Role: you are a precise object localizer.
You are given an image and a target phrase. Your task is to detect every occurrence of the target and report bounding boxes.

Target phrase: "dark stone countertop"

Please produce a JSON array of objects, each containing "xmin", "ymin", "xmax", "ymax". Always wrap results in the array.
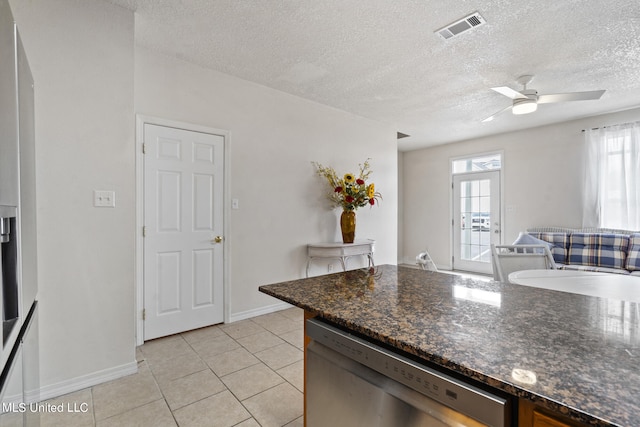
[{"xmin": 259, "ymin": 264, "xmax": 640, "ymax": 427}]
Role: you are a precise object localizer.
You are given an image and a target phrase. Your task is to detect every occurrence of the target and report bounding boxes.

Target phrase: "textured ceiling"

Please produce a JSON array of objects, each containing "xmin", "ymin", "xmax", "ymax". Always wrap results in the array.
[{"xmin": 104, "ymin": 0, "xmax": 640, "ymax": 151}]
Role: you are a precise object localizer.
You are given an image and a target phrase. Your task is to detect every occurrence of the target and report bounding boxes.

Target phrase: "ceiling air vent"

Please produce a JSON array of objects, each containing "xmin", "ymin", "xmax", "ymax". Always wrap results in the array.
[{"xmin": 436, "ymin": 12, "xmax": 486, "ymax": 40}]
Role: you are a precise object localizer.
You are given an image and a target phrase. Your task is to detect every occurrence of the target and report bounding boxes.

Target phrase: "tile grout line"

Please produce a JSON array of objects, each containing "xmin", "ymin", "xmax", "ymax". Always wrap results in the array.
[
  {"xmin": 195, "ymin": 321, "xmax": 303, "ymax": 425},
  {"xmin": 93, "ymin": 359, "xmax": 172, "ymax": 426},
  {"xmin": 180, "ymin": 327, "xmax": 282, "ymax": 426},
  {"xmin": 162, "ymin": 331, "xmax": 234, "ymax": 416},
  {"xmin": 221, "ymin": 332, "xmax": 300, "ymax": 427},
  {"xmin": 89, "ymin": 385, "xmax": 96, "ymax": 426},
  {"xmin": 87, "ymin": 310, "xmax": 303, "ymax": 426}
]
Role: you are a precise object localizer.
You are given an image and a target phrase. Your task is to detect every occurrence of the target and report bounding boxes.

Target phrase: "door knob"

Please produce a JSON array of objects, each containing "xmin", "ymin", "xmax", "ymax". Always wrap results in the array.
[{"xmin": 213, "ymin": 236, "xmax": 223, "ymax": 244}]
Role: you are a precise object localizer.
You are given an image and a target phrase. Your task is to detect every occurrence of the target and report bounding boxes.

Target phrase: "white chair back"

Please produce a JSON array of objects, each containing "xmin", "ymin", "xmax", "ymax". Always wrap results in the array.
[{"xmin": 491, "ymin": 244, "xmax": 556, "ymax": 283}]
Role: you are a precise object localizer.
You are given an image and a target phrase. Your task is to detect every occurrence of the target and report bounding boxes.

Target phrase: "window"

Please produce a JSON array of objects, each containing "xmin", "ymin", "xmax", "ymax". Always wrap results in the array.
[
  {"xmin": 452, "ymin": 153, "xmax": 501, "ymax": 174},
  {"xmin": 583, "ymin": 122, "xmax": 640, "ymax": 230}
]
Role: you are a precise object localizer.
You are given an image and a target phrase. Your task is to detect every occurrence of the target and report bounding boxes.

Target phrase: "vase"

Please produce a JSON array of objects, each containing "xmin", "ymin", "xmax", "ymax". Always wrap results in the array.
[{"xmin": 340, "ymin": 210, "xmax": 356, "ymax": 243}]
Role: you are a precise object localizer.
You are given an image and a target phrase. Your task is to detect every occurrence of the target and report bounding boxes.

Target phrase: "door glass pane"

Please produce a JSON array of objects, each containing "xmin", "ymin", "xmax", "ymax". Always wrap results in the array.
[
  {"xmin": 479, "ymin": 196, "xmax": 490, "ymax": 212},
  {"xmin": 479, "ymin": 179, "xmax": 490, "ymax": 195},
  {"xmin": 459, "ymin": 179, "xmax": 491, "ymax": 263}
]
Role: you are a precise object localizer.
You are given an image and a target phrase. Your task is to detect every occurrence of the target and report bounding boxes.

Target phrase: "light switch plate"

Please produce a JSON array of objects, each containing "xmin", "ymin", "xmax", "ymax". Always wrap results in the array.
[{"xmin": 94, "ymin": 190, "xmax": 116, "ymax": 207}]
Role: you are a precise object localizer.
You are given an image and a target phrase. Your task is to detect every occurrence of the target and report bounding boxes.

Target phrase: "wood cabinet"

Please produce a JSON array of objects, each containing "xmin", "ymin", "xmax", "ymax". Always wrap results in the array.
[
  {"xmin": 519, "ymin": 399, "xmax": 584, "ymax": 427},
  {"xmin": 303, "ymin": 310, "xmax": 315, "ymax": 427}
]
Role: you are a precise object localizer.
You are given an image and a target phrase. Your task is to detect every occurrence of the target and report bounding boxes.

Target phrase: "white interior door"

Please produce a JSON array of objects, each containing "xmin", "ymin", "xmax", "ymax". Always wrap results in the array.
[
  {"xmin": 452, "ymin": 171, "xmax": 501, "ymax": 274},
  {"xmin": 143, "ymin": 123, "xmax": 224, "ymax": 340}
]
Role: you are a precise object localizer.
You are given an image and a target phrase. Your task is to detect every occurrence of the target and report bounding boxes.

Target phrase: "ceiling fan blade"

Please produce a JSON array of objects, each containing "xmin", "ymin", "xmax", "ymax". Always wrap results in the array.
[
  {"xmin": 538, "ymin": 90, "xmax": 606, "ymax": 104},
  {"xmin": 482, "ymin": 105, "xmax": 512, "ymax": 123},
  {"xmin": 491, "ymin": 86, "xmax": 528, "ymax": 100}
]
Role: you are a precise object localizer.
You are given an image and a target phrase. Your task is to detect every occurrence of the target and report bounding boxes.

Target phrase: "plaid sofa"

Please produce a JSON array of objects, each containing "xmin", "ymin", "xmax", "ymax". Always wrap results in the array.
[{"xmin": 527, "ymin": 227, "xmax": 640, "ymax": 276}]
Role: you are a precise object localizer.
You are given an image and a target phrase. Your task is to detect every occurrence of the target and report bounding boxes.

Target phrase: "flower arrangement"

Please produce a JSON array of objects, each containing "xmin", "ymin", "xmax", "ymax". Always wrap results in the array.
[{"xmin": 312, "ymin": 159, "xmax": 382, "ymax": 211}]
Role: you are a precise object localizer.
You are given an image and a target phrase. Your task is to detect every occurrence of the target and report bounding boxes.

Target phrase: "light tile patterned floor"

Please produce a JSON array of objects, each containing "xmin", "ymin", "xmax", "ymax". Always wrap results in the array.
[{"xmin": 38, "ymin": 308, "xmax": 305, "ymax": 427}]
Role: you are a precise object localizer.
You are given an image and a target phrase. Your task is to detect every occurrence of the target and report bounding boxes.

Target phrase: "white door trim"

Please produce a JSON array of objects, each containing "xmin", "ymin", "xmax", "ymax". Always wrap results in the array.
[{"xmin": 135, "ymin": 115, "xmax": 231, "ymax": 345}]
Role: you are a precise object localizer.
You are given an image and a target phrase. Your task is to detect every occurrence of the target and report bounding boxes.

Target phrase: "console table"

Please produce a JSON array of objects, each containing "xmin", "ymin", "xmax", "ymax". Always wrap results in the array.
[{"xmin": 306, "ymin": 239, "xmax": 375, "ymax": 277}]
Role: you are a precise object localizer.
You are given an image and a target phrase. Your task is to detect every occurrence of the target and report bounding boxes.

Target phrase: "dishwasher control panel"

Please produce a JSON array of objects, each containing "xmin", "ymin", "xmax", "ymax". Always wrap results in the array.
[{"xmin": 306, "ymin": 318, "xmax": 508, "ymax": 427}]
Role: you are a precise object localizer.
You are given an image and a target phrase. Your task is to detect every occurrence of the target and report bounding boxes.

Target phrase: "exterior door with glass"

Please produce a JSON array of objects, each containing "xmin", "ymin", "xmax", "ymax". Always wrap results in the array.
[{"xmin": 452, "ymin": 171, "xmax": 500, "ymax": 274}]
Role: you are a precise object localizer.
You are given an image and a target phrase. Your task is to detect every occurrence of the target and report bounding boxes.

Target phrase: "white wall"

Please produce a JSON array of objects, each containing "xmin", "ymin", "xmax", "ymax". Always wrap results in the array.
[
  {"xmin": 8, "ymin": 0, "xmax": 396, "ymax": 398},
  {"xmin": 401, "ymin": 107, "xmax": 640, "ymax": 269},
  {"xmin": 9, "ymin": 0, "xmax": 137, "ymax": 397},
  {"xmin": 135, "ymin": 47, "xmax": 398, "ymax": 319}
]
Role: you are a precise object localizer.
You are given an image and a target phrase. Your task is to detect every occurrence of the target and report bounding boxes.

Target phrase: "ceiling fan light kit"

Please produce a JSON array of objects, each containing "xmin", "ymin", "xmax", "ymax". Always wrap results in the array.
[
  {"xmin": 512, "ymin": 97, "xmax": 538, "ymax": 115},
  {"xmin": 482, "ymin": 75, "xmax": 605, "ymax": 122}
]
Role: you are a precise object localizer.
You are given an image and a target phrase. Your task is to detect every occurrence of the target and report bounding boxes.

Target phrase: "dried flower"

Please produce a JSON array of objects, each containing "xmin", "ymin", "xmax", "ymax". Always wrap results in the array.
[
  {"xmin": 366, "ymin": 183, "xmax": 375, "ymax": 198},
  {"xmin": 312, "ymin": 159, "xmax": 382, "ymax": 211}
]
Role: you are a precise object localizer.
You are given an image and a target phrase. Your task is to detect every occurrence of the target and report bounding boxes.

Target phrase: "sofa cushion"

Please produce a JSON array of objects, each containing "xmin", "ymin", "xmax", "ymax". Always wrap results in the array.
[
  {"xmin": 528, "ymin": 232, "xmax": 569, "ymax": 264},
  {"xmin": 626, "ymin": 234, "xmax": 640, "ymax": 271},
  {"xmin": 567, "ymin": 233, "xmax": 629, "ymax": 269}
]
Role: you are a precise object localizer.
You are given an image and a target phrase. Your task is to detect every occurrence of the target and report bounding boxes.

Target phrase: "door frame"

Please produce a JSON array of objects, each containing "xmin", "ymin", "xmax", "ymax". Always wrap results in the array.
[
  {"xmin": 135, "ymin": 115, "xmax": 231, "ymax": 345},
  {"xmin": 449, "ymin": 151, "xmax": 504, "ymax": 272}
]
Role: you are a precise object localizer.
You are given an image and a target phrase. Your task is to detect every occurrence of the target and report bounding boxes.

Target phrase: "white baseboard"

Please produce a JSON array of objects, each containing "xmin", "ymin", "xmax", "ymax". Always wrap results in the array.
[
  {"xmin": 37, "ymin": 360, "xmax": 138, "ymax": 402},
  {"xmin": 228, "ymin": 302, "xmax": 293, "ymax": 323}
]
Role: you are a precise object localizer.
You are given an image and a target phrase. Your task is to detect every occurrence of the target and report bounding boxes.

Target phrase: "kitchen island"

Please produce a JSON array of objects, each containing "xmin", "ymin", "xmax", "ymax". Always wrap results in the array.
[{"xmin": 259, "ymin": 264, "xmax": 640, "ymax": 427}]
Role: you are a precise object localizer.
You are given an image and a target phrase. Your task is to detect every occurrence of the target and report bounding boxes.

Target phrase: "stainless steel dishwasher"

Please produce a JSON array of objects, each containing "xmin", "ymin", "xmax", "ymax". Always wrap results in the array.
[{"xmin": 306, "ymin": 318, "xmax": 511, "ymax": 427}]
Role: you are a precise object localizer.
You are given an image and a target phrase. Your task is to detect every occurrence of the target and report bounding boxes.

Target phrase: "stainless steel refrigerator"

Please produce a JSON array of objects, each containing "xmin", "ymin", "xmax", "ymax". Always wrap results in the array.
[{"xmin": 0, "ymin": 0, "xmax": 40, "ymax": 425}]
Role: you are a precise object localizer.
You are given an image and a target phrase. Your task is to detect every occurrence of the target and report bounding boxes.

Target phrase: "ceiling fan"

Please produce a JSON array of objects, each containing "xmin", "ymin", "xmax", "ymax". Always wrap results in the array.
[{"xmin": 482, "ymin": 75, "xmax": 605, "ymax": 122}]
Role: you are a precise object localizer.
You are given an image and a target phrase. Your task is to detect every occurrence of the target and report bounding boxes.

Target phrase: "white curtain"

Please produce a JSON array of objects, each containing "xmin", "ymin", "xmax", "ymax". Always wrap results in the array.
[{"xmin": 583, "ymin": 122, "xmax": 640, "ymax": 230}]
